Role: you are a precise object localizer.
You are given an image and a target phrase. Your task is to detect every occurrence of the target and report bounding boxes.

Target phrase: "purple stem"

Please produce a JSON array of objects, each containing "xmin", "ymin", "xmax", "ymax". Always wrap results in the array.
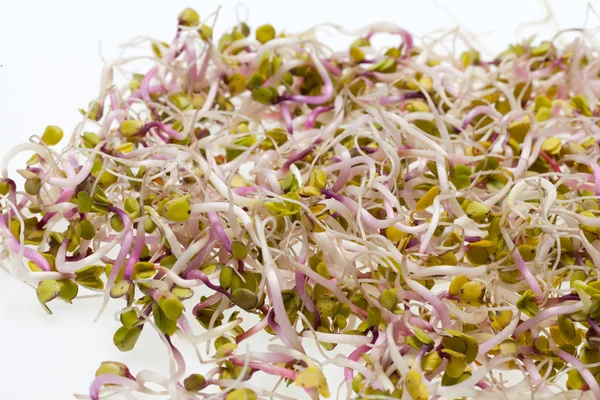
[
  {"xmin": 183, "ymin": 235, "xmax": 216, "ymax": 278},
  {"xmin": 281, "ymin": 146, "xmax": 314, "ymax": 173},
  {"xmin": 123, "ymin": 223, "xmax": 146, "ymax": 280},
  {"xmin": 305, "ymin": 105, "xmax": 334, "ymax": 129},
  {"xmin": 511, "ymin": 243, "xmax": 543, "ymax": 296},
  {"xmin": 344, "ymin": 329, "xmax": 378, "ymax": 381},
  {"xmin": 139, "ymin": 121, "xmax": 184, "ymax": 141},
  {"xmin": 208, "ymin": 212, "xmax": 232, "ymax": 254},
  {"xmin": 588, "ymin": 317, "xmax": 600, "ymax": 336},
  {"xmin": 294, "ymin": 270, "xmax": 321, "ymax": 327},
  {"xmin": 37, "ymin": 188, "xmax": 76, "ymax": 229},
  {"xmin": 187, "ymin": 270, "xmax": 231, "ymax": 300},
  {"xmin": 461, "ymin": 105, "xmax": 502, "ymax": 129},
  {"xmin": 513, "ymin": 303, "xmax": 582, "ymax": 338},
  {"xmin": 554, "ymin": 349, "xmax": 600, "ymax": 398}
]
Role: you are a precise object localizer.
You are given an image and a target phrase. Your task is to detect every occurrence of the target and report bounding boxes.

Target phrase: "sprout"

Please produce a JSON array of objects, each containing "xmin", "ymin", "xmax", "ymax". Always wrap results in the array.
[{"xmin": 5, "ymin": 6, "xmax": 600, "ymax": 400}]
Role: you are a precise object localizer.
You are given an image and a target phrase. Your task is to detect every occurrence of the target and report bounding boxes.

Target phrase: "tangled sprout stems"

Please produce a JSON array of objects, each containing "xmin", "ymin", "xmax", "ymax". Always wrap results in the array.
[{"xmin": 6, "ymin": 5, "xmax": 600, "ymax": 400}]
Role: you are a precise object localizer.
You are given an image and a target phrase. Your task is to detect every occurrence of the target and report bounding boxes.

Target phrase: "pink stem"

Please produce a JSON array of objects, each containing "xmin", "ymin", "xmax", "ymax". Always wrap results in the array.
[
  {"xmin": 89, "ymin": 375, "xmax": 143, "ymax": 400},
  {"xmin": 123, "ymin": 223, "xmax": 145, "ymax": 280},
  {"xmin": 208, "ymin": 212, "xmax": 232, "ymax": 254},
  {"xmin": 236, "ymin": 315, "xmax": 270, "ymax": 343},
  {"xmin": 555, "ymin": 349, "xmax": 600, "ymax": 398},
  {"xmin": 280, "ymin": 102, "xmax": 294, "ymax": 133},
  {"xmin": 305, "ymin": 105, "xmax": 334, "ymax": 129},
  {"xmin": 511, "ymin": 245, "xmax": 543, "ymax": 296},
  {"xmin": 295, "ymin": 270, "xmax": 320, "ymax": 327},
  {"xmin": 513, "ymin": 303, "xmax": 582, "ymax": 338}
]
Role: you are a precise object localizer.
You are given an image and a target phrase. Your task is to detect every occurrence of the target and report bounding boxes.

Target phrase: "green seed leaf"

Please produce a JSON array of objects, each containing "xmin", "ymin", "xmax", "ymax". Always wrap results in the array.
[
  {"xmin": 153, "ymin": 302, "xmax": 178, "ymax": 335},
  {"xmin": 57, "ymin": 280, "xmax": 79, "ymax": 303},
  {"xmin": 380, "ymin": 288, "xmax": 398, "ymax": 311},
  {"xmin": 24, "ymin": 177, "xmax": 41, "ymax": 195},
  {"xmin": 163, "ymin": 196, "xmax": 191, "ymax": 222},
  {"xmin": 232, "ymin": 241, "xmax": 248, "ymax": 260},
  {"xmin": 171, "ymin": 286, "xmax": 194, "ymax": 300},
  {"xmin": 120, "ymin": 309, "xmax": 139, "ymax": 328},
  {"xmin": 516, "ymin": 289, "xmax": 539, "ymax": 318},
  {"xmin": 178, "ymin": 8, "xmax": 200, "ymax": 27},
  {"xmin": 558, "ymin": 314, "xmax": 576, "ymax": 341},
  {"xmin": 231, "ymin": 288, "xmax": 258, "ymax": 311},
  {"xmin": 113, "ymin": 326, "xmax": 142, "ymax": 352},
  {"xmin": 183, "ymin": 374, "xmax": 206, "ymax": 392},
  {"xmin": 445, "ymin": 355, "xmax": 467, "ymax": 378},
  {"xmin": 465, "ymin": 201, "xmax": 490, "ymax": 220},
  {"xmin": 36, "ymin": 280, "xmax": 61, "ymax": 314},
  {"xmin": 76, "ymin": 220, "xmax": 95, "ymax": 240},
  {"xmin": 95, "ymin": 361, "xmax": 128, "ymax": 377},
  {"xmin": 252, "ymin": 86, "xmax": 276, "ymax": 105},
  {"xmin": 120, "ymin": 120, "xmax": 145, "ymax": 137},
  {"xmin": 75, "ymin": 265, "xmax": 105, "ymax": 290},
  {"xmin": 158, "ymin": 295, "xmax": 185, "ymax": 320},
  {"xmin": 133, "ymin": 262, "xmax": 156, "ymax": 279}
]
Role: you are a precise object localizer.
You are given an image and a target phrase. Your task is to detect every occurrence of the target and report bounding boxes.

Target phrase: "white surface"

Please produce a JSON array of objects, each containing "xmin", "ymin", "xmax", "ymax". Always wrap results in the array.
[{"xmin": 0, "ymin": 1, "xmax": 598, "ymax": 399}]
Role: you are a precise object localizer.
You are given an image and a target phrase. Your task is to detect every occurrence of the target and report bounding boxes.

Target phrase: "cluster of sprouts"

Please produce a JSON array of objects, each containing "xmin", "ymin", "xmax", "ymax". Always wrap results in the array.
[{"xmin": 5, "ymin": 6, "xmax": 600, "ymax": 400}]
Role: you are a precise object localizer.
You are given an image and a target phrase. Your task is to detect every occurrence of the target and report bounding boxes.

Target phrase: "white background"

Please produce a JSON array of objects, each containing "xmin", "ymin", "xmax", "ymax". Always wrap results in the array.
[{"xmin": 0, "ymin": 0, "xmax": 599, "ymax": 399}]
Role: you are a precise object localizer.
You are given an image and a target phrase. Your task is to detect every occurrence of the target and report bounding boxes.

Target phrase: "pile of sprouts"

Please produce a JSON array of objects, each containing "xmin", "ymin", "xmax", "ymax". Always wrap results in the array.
[{"xmin": 5, "ymin": 6, "xmax": 600, "ymax": 400}]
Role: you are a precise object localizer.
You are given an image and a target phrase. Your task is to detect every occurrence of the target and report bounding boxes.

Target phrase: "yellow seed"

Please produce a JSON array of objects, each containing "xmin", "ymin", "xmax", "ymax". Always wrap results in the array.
[
  {"xmin": 349, "ymin": 46, "xmax": 365, "ymax": 62},
  {"xmin": 490, "ymin": 310, "xmax": 513, "ymax": 331},
  {"xmin": 385, "ymin": 225, "xmax": 406, "ymax": 242},
  {"xmin": 230, "ymin": 174, "xmax": 247, "ymax": 188},
  {"xmin": 536, "ymin": 107, "xmax": 552, "ymax": 122},
  {"xmin": 541, "ymin": 137, "xmax": 561, "ymax": 155},
  {"xmin": 549, "ymin": 325, "xmax": 565, "ymax": 346},
  {"xmin": 531, "ymin": 42, "xmax": 551, "ymax": 57},
  {"xmin": 163, "ymin": 196, "xmax": 191, "ymax": 222},
  {"xmin": 458, "ymin": 281, "xmax": 485, "ymax": 302},
  {"xmin": 449, "ymin": 276, "xmax": 470, "ymax": 296},
  {"xmin": 256, "ymin": 24, "xmax": 276, "ymax": 44},
  {"xmin": 419, "ymin": 76, "xmax": 433, "ymax": 91},
  {"xmin": 178, "ymin": 8, "xmax": 200, "ymax": 27},
  {"xmin": 570, "ymin": 94, "xmax": 592, "ymax": 117},
  {"xmin": 405, "ymin": 370, "xmax": 422, "ymax": 396},
  {"xmin": 498, "ymin": 338, "xmax": 518, "ymax": 358},
  {"xmin": 508, "ymin": 119, "xmax": 530, "ymax": 144},
  {"xmin": 120, "ymin": 120, "xmax": 145, "ymax": 137},
  {"xmin": 407, "ymin": 100, "xmax": 430, "ymax": 113},
  {"xmin": 300, "ymin": 186, "xmax": 322, "ymax": 197},
  {"xmin": 116, "ymin": 142, "xmax": 134, "ymax": 154},
  {"xmin": 41, "ymin": 125, "xmax": 64, "ymax": 146},
  {"xmin": 415, "ymin": 186, "xmax": 440, "ymax": 213},
  {"xmin": 534, "ymin": 95, "xmax": 552, "ymax": 111},
  {"xmin": 308, "ymin": 169, "xmax": 327, "ymax": 189},
  {"xmin": 465, "ymin": 201, "xmax": 490, "ymax": 220}
]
